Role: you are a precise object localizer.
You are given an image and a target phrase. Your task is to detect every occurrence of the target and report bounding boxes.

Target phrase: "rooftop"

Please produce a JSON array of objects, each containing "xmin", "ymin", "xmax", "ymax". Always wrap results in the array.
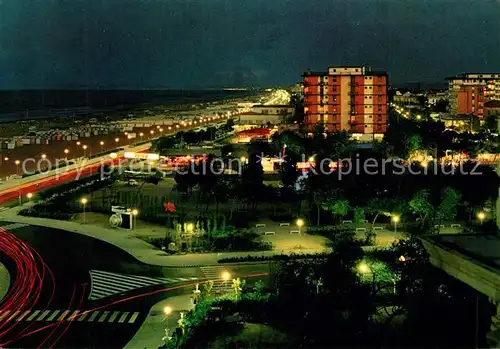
[
  {"xmin": 484, "ymin": 100, "xmax": 500, "ymax": 108},
  {"xmin": 423, "ymin": 233, "xmax": 500, "ymax": 273}
]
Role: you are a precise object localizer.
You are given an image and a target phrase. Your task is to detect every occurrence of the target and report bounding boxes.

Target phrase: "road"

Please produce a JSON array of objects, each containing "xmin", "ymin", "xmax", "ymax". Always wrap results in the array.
[{"xmin": 0, "ymin": 222, "xmax": 269, "ymax": 348}]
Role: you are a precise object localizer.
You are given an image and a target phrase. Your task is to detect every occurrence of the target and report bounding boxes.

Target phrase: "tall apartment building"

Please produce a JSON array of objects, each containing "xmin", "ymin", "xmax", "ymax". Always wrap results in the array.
[
  {"xmin": 447, "ymin": 73, "xmax": 500, "ymax": 118},
  {"xmin": 302, "ymin": 66, "xmax": 388, "ymax": 139}
]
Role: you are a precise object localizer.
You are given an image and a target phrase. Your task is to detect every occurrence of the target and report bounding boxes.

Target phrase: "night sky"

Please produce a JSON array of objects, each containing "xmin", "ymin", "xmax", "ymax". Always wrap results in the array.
[{"xmin": 0, "ymin": 0, "xmax": 499, "ymax": 89}]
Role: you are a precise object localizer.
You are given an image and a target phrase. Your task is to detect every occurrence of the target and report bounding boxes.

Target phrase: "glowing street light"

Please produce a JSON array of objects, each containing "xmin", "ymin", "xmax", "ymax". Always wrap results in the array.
[
  {"xmin": 150, "ymin": 130, "xmax": 155, "ymax": 135},
  {"xmin": 357, "ymin": 262, "xmax": 370, "ymax": 274},
  {"xmin": 81, "ymin": 197, "xmax": 88, "ymax": 224},
  {"xmin": 27, "ymin": 192, "xmax": 33, "ymax": 201},
  {"xmin": 100, "ymin": 141, "xmax": 104, "ymax": 152},
  {"xmin": 163, "ymin": 306, "xmax": 172, "ymax": 316},
  {"xmin": 221, "ymin": 271, "xmax": 231, "ymax": 281},
  {"xmin": 186, "ymin": 222, "xmax": 194, "ymax": 233},
  {"xmin": 82, "ymin": 145, "xmax": 88, "ymax": 157},
  {"xmin": 41, "ymin": 154, "xmax": 47, "ymax": 160},
  {"xmin": 477, "ymin": 211, "xmax": 486, "ymax": 225},
  {"xmin": 399, "ymin": 255, "xmax": 406, "ymax": 263},
  {"xmin": 296, "ymin": 218, "xmax": 305, "ymax": 234},
  {"xmin": 15, "ymin": 159, "xmax": 21, "ymax": 205},
  {"xmin": 131, "ymin": 209, "xmax": 139, "ymax": 229},
  {"xmin": 115, "ymin": 138, "xmax": 120, "ymax": 144},
  {"xmin": 76, "ymin": 141, "xmax": 81, "ymax": 146},
  {"xmin": 240, "ymin": 156, "xmax": 247, "ymax": 163},
  {"xmin": 392, "ymin": 215, "xmax": 400, "ymax": 233},
  {"xmin": 176, "ymin": 125, "xmax": 180, "ymax": 129},
  {"xmin": 4, "ymin": 157, "xmax": 9, "ymax": 161}
]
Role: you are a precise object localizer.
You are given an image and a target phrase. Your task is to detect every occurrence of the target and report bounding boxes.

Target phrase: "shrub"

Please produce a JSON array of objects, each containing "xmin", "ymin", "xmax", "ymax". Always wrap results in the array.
[{"xmin": 218, "ymin": 252, "xmax": 329, "ymax": 264}]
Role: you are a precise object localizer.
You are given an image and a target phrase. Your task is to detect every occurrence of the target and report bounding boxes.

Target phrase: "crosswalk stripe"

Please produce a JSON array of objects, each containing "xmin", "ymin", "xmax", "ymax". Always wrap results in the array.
[
  {"xmin": 128, "ymin": 312, "xmax": 139, "ymax": 324},
  {"xmin": 98, "ymin": 311, "xmax": 110, "ymax": 323},
  {"xmin": 36, "ymin": 310, "xmax": 51, "ymax": 321},
  {"xmin": 77, "ymin": 311, "xmax": 90, "ymax": 322},
  {"xmin": 6, "ymin": 311, "xmax": 20, "ymax": 322},
  {"xmin": 118, "ymin": 312, "xmax": 129, "ymax": 323},
  {"xmin": 89, "ymin": 270, "xmax": 198, "ymax": 301},
  {"xmin": 16, "ymin": 310, "xmax": 30, "ymax": 321},
  {"xmin": 57, "ymin": 310, "xmax": 70, "ymax": 321},
  {"xmin": 0, "ymin": 311, "xmax": 11, "ymax": 321},
  {"xmin": 0, "ymin": 223, "xmax": 29, "ymax": 231},
  {"xmin": 0, "ymin": 309, "xmax": 140, "ymax": 324},
  {"xmin": 27, "ymin": 310, "xmax": 40, "ymax": 321},
  {"xmin": 108, "ymin": 311, "xmax": 120, "ymax": 323},
  {"xmin": 67, "ymin": 310, "xmax": 79, "ymax": 322},
  {"xmin": 47, "ymin": 310, "xmax": 60, "ymax": 321},
  {"xmin": 88, "ymin": 311, "xmax": 100, "ymax": 322}
]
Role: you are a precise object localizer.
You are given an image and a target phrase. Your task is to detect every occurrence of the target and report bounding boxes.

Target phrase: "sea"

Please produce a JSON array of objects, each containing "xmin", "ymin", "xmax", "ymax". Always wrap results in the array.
[{"xmin": 0, "ymin": 89, "xmax": 255, "ymax": 123}]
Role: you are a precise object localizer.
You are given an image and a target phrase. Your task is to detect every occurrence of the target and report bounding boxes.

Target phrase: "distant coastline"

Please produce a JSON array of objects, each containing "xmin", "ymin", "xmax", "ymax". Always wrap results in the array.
[{"xmin": 0, "ymin": 89, "xmax": 258, "ymax": 123}]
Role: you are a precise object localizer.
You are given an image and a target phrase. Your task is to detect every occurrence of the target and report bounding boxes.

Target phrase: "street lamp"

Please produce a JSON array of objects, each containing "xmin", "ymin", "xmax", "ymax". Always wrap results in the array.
[
  {"xmin": 399, "ymin": 255, "xmax": 406, "ymax": 263},
  {"xmin": 240, "ymin": 156, "xmax": 247, "ymax": 163},
  {"xmin": 221, "ymin": 271, "xmax": 231, "ymax": 281},
  {"xmin": 41, "ymin": 154, "xmax": 47, "ymax": 160},
  {"xmin": 4, "ymin": 157, "xmax": 9, "ymax": 161},
  {"xmin": 296, "ymin": 218, "xmax": 304, "ymax": 235},
  {"xmin": 76, "ymin": 141, "xmax": 81, "ymax": 146},
  {"xmin": 392, "ymin": 215, "xmax": 400, "ymax": 233},
  {"xmin": 150, "ymin": 130, "xmax": 155, "ymax": 136},
  {"xmin": 477, "ymin": 211, "xmax": 486, "ymax": 225},
  {"xmin": 163, "ymin": 306, "xmax": 173, "ymax": 344},
  {"xmin": 357, "ymin": 262, "xmax": 370, "ymax": 274},
  {"xmin": 115, "ymin": 138, "xmax": 120, "ymax": 145},
  {"xmin": 64, "ymin": 148, "xmax": 69, "ymax": 161},
  {"xmin": 81, "ymin": 197, "xmax": 88, "ymax": 224},
  {"xmin": 132, "ymin": 209, "xmax": 139, "ymax": 229},
  {"xmin": 139, "ymin": 132, "xmax": 144, "ymax": 141},
  {"xmin": 27, "ymin": 192, "xmax": 33, "ymax": 201},
  {"xmin": 100, "ymin": 141, "xmax": 104, "ymax": 152},
  {"xmin": 83, "ymin": 145, "xmax": 88, "ymax": 157},
  {"xmin": 186, "ymin": 222, "xmax": 194, "ymax": 233},
  {"xmin": 15, "ymin": 160, "xmax": 21, "ymax": 205}
]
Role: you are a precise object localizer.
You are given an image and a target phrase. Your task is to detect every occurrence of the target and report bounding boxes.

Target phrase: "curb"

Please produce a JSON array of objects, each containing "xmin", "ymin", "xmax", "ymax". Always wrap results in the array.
[{"xmin": 0, "ymin": 263, "xmax": 10, "ymax": 303}]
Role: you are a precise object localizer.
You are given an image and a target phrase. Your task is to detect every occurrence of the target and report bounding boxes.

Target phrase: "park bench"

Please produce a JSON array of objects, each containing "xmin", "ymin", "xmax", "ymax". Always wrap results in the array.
[{"xmin": 264, "ymin": 232, "xmax": 276, "ymax": 236}]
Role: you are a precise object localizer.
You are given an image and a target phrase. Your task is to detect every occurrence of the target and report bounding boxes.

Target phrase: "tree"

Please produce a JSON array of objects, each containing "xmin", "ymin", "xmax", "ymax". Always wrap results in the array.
[
  {"xmin": 240, "ymin": 153, "xmax": 264, "ymax": 208},
  {"xmin": 437, "ymin": 187, "xmax": 461, "ymax": 224},
  {"xmin": 366, "ymin": 198, "xmax": 406, "ymax": 229},
  {"xmin": 409, "ymin": 190, "xmax": 434, "ymax": 223},
  {"xmin": 325, "ymin": 199, "xmax": 350, "ymax": 224}
]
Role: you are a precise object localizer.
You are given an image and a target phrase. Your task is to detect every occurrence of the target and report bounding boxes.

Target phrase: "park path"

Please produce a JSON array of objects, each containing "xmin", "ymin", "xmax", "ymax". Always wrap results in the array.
[{"xmin": 0, "ymin": 204, "xmax": 330, "ymax": 267}]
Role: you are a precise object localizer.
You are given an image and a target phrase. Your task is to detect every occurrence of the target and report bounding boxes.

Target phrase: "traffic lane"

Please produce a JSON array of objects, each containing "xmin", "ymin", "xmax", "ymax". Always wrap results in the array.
[
  {"xmin": 0, "ymin": 157, "xmax": 123, "ymax": 205},
  {"xmin": 4, "ymin": 224, "xmax": 160, "ymax": 308}
]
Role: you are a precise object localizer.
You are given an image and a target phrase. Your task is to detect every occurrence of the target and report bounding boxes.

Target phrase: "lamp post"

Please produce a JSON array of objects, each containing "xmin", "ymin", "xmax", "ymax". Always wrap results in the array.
[
  {"xmin": 27, "ymin": 192, "xmax": 33, "ymax": 202},
  {"xmin": 83, "ymin": 145, "xmax": 88, "ymax": 157},
  {"xmin": 477, "ymin": 211, "xmax": 486, "ymax": 226},
  {"xmin": 81, "ymin": 197, "xmax": 88, "ymax": 224},
  {"xmin": 132, "ymin": 209, "xmax": 139, "ymax": 229},
  {"xmin": 115, "ymin": 138, "xmax": 120, "ymax": 146},
  {"xmin": 64, "ymin": 149, "xmax": 69, "ymax": 161},
  {"xmin": 76, "ymin": 141, "xmax": 81, "ymax": 146},
  {"xmin": 100, "ymin": 141, "xmax": 104, "ymax": 153},
  {"xmin": 392, "ymin": 215, "xmax": 400, "ymax": 233},
  {"xmin": 139, "ymin": 132, "xmax": 144, "ymax": 141},
  {"xmin": 162, "ymin": 306, "xmax": 173, "ymax": 344},
  {"xmin": 296, "ymin": 218, "xmax": 304, "ymax": 235},
  {"xmin": 221, "ymin": 271, "xmax": 231, "ymax": 291},
  {"xmin": 15, "ymin": 160, "xmax": 21, "ymax": 205},
  {"xmin": 41, "ymin": 154, "xmax": 47, "ymax": 160}
]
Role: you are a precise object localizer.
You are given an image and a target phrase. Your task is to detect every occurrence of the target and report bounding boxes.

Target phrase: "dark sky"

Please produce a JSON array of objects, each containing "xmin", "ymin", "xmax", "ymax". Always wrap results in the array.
[{"xmin": 0, "ymin": 0, "xmax": 499, "ymax": 89}]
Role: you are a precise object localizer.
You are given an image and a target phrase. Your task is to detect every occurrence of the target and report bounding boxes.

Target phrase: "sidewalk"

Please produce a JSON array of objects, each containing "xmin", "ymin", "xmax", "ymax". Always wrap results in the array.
[
  {"xmin": 124, "ymin": 294, "xmax": 192, "ymax": 349},
  {"xmin": 0, "ymin": 204, "xmax": 329, "ymax": 267},
  {"xmin": 0, "ymin": 263, "xmax": 10, "ymax": 303}
]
